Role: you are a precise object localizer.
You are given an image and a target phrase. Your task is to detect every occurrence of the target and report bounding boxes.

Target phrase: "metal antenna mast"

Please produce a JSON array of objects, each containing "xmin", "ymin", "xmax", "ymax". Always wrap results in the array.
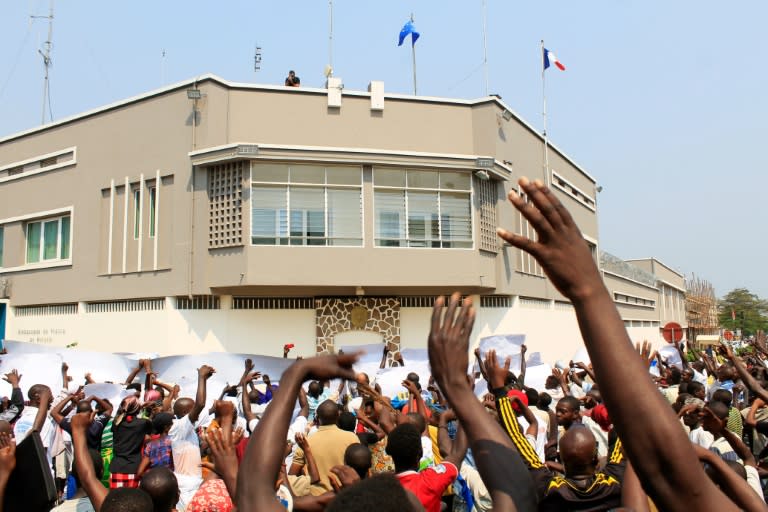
[{"xmin": 31, "ymin": 0, "xmax": 54, "ymax": 124}]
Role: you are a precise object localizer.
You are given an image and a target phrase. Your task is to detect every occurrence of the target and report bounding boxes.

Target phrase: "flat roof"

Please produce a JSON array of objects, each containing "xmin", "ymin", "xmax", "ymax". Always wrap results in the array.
[
  {"xmin": 0, "ymin": 74, "xmax": 596, "ymax": 184},
  {"xmin": 624, "ymin": 257, "xmax": 685, "ymax": 278}
]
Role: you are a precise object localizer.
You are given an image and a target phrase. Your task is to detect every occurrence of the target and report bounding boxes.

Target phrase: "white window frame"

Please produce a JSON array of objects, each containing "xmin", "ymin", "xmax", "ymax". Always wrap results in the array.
[
  {"xmin": 372, "ymin": 167, "xmax": 474, "ymax": 249},
  {"xmin": 551, "ymin": 170, "xmax": 596, "ymax": 211},
  {"xmin": 0, "ymin": 207, "xmax": 74, "ymax": 273},
  {"xmin": 250, "ymin": 164, "xmax": 364, "ymax": 247}
]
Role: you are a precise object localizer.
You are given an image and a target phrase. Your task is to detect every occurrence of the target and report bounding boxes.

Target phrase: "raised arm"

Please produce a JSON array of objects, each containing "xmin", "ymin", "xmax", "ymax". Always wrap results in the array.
[
  {"xmin": 723, "ymin": 345, "xmax": 768, "ymax": 404},
  {"xmin": 190, "ymin": 365, "xmax": 215, "ymax": 423},
  {"xmin": 142, "ymin": 359, "xmax": 154, "ymax": 400},
  {"xmin": 693, "ymin": 444, "xmax": 766, "ymax": 512},
  {"xmin": 51, "ymin": 393, "xmax": 77, "ymax": 425},
  {"xmin": 237, "ymin": 354, "xmax": 358, "ymax": 512},
  {"xmin": 496, "ymin": 177, "xmax": 739, "ymax": 512},
  {"xmin": 294, "ymin": 432, "xmax": 320, "ymax": 484},
  {"xmin": 0, "ymin": 432, "xmax": 15, "ymax": 512},
  {"xmin": 518, "ymin": 344, "xmax": 528, "ymax": 387},
  {"xmin": 240, "ymin": 371, "xmax": 259, "ymax": 424},
  {"xmin": 123, "ymin": 359, "xmax": 144, "ymax": 387},
  {"xmin": 71, "ymin": 412, "xmax": 108, "ymax": 512},
  {"xmin": 87, "ymin": 395, "xmax": 114, "ymax": 418},
  {"xmin": 1, "ymin": 370, "xmax": 24, "ymax": 420},
  {"xmin": 429, "ymin": 294, "xmax": 536, "ymax": 512},
  {"xmin": 32, "ymin": 388, "xmax": 53, "ymax": 433}
]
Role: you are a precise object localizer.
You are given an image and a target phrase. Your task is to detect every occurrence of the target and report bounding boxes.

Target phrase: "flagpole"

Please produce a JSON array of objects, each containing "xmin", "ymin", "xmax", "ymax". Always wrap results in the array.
[
  {"xmin": 411, "ymin": 13, "xmax": 418, "ymax": 95},
  {"xmin": 541, "ymin": 39, "xmax": 550, "ymax": 186},
  {"xmin": 328, "ymin": 0, "xmax": 334, "ymax": 73}
]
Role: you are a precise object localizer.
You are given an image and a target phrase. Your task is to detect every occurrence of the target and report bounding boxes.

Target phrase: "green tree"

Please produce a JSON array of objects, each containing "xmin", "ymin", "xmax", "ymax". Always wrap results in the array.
[{"xmin": 718, "ymin": 288, "xmax": 768, "ymax": 336}]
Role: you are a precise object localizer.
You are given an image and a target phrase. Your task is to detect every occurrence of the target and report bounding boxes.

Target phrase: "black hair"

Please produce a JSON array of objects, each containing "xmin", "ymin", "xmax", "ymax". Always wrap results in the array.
[
  {"xmin": 708, "ymin": 400, "xmax": 730, "ymax": 420},
  {"xmin": 76, "ymin": 400, "xmax": 93, "ymax": 414},
  {"xmin": 405, "ymin": 412, "xmax": 426, "ymax": 434},
  {"xmin": 152, "ymin": 412, "xmax": 174, "ymax": 435},
  {"xmin": 524, "ymin": 388, "xmax": 539, "ymax": 405},
  {"xmin": 101, "ymin": 488, "xmax": 153, "ymax": 512},
  {"xmin": 711, "ymin": 389, "xmax": 733, "ymax": 408},
  {"xmin": 317, "ymin": 400, "xmax": 340, "ymax": 426},
  {"xmin": 344, "ymin": 443, "xmax": 372, "ymax": 480},
  {"xmin": 125, "ymin": 383, "xmax": 142, "ymax": 394},
  {"xmin": 537, "ymin": 392, "xmax": 552, "ymax": 409},
  {"xmin": 326, "ymin": 474, "xmax": 419, "ymax": 512},
  {"xmin": 386, "ymin": 423, "xmax": 422, "ymax": 470},
  {"xmin": 687, "ymin": 381, "xmax": 705, "ymax": 397},
  {"xmin": 337, "ymin": 411, "xmax": 357, "ymax": 432},
  {"xmin": 668, "ymin": 366, "xmax": 682, "ymax": 385},
  {"xmin": 139, "ymin": 467, "xmax": 179, "ymax": 512},
  {"xmin": 558, "ymin": 396, "xmax": 581, "ymax": 412}
]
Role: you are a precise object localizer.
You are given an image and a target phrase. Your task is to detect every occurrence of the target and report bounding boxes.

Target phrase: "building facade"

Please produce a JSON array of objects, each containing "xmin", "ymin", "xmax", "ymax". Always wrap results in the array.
[{"xmin": 0, "ymin": 75, "xmax": 603, "ymax": 363}]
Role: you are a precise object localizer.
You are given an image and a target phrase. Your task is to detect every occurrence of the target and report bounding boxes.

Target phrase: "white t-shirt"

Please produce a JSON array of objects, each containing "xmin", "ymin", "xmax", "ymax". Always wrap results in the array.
[
  {"xmin": 169, "ymin": 413, "xmax": 206, "ymax": 511},
  {"xmin": 13, "ymin": 405, "xmax": 57, "ymax": 464}
]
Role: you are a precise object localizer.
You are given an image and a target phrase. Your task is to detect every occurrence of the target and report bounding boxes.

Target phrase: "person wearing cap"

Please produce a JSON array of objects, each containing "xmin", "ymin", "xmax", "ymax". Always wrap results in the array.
[{"xmin": 137, "ymin": 412, "xmax": 175, "ymax": 477}]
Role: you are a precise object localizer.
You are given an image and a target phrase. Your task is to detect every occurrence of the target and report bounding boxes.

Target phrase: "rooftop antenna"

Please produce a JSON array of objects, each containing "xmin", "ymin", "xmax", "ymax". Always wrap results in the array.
[
  {"xmin": 254, "ymin": 43, "xmax": 262, "ymax": 72},
  {"xmin": 161, "ymin": 48, "xmax": 166, "ymax": 85},
  {"xmin": 327, "ymin": 0, "xmax": 334, "ymax": 77},
  {"xmin": 31, "ymin": 0, "xmax": 54, "ymax": 124}
]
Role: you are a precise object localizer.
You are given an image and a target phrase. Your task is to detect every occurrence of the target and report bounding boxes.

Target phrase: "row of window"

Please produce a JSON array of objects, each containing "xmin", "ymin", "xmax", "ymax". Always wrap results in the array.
[
  {"xmin": 614, "ymin": 292, "xmax": 656, "ymax": 308},
  {"xmin": 249, "ymin": 165, "xmax": 473, "ymax": 248}
]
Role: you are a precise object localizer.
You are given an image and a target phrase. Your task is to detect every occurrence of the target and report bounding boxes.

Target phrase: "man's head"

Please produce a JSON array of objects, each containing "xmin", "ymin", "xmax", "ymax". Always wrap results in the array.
[
  {"xmin": 687, "ymin": 381, "xmax": 706, "ymax": 400},
  {"xmin": 537, "ymin": 392, "xmax": 552, "ymax": 410},
  {"xmin": 559, "ymin": 426, "xmax": 598, "ymax": 479},
  {"xmin": 76, "ymin": 400, "xmax": 93, "ymax": 414},
  {"xmin": 701, "ymin": 401, "xmax": 729, "ymax": 434},
  {"xmin": 326, "ymin": 474, "xmax": 424, "ymax": 512},
  {"xmin": 556, "ymin": 396, "xmax": 582, "ymax": 428},
  {"xmin": 344, "ymin": 443, "xmax": 372, "ymax": 480},
  {"xmin": 27, "ymin": 384, "xmax": 51, "ymax": 408},
  {"xmin": 667, "ymin": 366, "xmax": 682, "ymax": 386},
  {"xmin": 404, "ymin": 412, "xmax": 426, "ymax": 434},
  {"xmin": 545, "ymin": 376, "xmax": 560, "ymax": 390},
  {"xmin": 288, "ymin": 70, "xmax": 296, "ymax": 78},
  {"xmin": 524, "ymin": 388, "xmax": 539, "ymax": 406},
  {"xmin": 316, "ymin": 400, "xmax": 339, "ymax": 426},
  {"xmin": 716, "ymin": 364, "xmax": 735, "ymax": 382},
  {"xmin": 337, "ymin": 411, "xmax": 357, "ymax": 432},
  {"xmin": 682, "ymin": 368, "xmax": 694, "ymax": 383},
  {"xmin": 172, "ymin": 397, "xmax": 194, "ymax": 419},
  {"xmin": 406, "ymin": 373, "xmax": 421, "ymax": 390},
  {"xmin": 308, "ymin": 381, "xmax": 323, "ymax": 399},
  {"xmin": 139, "ymin": 467, "xmax": 179, "ymax": 512},
  {"xmin": 711, "ymin": 389, "xmax": 733, "ymax": 408},
  {"xmin": 583, "ymin": 389, "xmax": 602, "ymax": 409},
  {"xmin": 386, "ymin": 423, "xmax": 422, "ymax": 472},
  {"xmin": 152, "ymin": 412, "xmax": 174, "ymax": 435},
  {"xmin": 101, "ymin": 488, "xmax": 154, "ymax": 512}
]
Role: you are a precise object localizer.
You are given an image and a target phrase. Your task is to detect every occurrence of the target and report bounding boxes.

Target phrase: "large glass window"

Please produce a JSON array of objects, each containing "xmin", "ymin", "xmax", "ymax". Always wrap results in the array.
[
  {"xmin": 26, "ymin": 214, "xmax": 71, "ymax": 263},
  {"xmin": 251, "ymin": 164, "xmax": 362, "ymax": 246},
  {"xmin": 374, "ymin": 168, "xmax": 472, "ymax": 248}
]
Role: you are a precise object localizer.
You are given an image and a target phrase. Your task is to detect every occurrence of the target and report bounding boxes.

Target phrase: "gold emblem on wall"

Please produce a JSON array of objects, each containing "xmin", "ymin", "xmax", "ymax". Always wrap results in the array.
[{"xmin": 350, "ymin": 306, "xmax": 368, "ymax": 329}]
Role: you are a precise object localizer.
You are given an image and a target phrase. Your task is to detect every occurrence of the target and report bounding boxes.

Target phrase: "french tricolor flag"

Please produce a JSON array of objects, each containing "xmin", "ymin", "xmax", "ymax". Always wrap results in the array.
[{"xmin": 543, "ymin": 48, "xmax": 566, "ymax": 71}]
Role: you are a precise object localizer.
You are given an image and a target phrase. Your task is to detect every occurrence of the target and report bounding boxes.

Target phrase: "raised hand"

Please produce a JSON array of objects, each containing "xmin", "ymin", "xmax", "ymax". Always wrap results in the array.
[
  {"xmin": 484, "ymin": 349, "xmax": 511, "ymax": 390},
  {"xmin": 198, "ymin": 365, "xmax": 216, "ymax": 380},
  {"xmin": 2, "ymin": 369, "xmax": 21, "ymax": 387},
  {"xmin": 295, "ymin": 353, "xmax": 358, "ymax": 382},
  {"xmin": 294, "ymin": 432, "xmax": 310, "ymax": 451},
  {"xmin": 244, "ymin": 358, "xmax": 254, "ymax": 373},
  {"xmin": 428, "ymin": 293, "xmax": 476, "ymax": 393},
  {"xmin": 635, "ymin": 341, "xmax": 655, "ymax": 368},
  {"xmin": 0, "ymin": 432, "xmax": 16, "ymax": 477},
  {"xmin": 496, "ymin": 177, "xmax": 603, "ymax": 301},
  {"xmin": 401, "ymin": 379, "xmax": 419, "ymax": 396}
]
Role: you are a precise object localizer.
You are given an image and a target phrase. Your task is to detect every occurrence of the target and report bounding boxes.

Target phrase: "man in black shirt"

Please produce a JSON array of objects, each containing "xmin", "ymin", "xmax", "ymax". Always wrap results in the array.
[{"xmin": 285, "ymin": 70, "xmax": 300, "ymax": 87}]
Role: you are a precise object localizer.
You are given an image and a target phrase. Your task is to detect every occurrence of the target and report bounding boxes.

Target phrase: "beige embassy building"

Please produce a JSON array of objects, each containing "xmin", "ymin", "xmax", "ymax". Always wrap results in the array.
[{"xmin": 0, "ymin": 74, "xmax": 613, "ymax": 363}]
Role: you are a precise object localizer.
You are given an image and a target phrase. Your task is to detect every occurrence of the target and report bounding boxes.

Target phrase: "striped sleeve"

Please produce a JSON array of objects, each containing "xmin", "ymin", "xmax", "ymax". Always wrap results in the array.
[
  {"xmin": 609, "ymin": 437, "xmax": 624, "ymax": 464},
  {"xmin": 494, "ymin": 390, "xmax": 543, "ymax": 469}
]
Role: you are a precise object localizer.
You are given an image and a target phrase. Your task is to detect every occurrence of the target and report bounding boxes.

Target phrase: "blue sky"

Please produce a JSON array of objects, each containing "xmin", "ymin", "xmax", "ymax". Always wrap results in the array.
[{"xmin": 1, "ymin": 1, "xmax": 766, "ymax": 299}]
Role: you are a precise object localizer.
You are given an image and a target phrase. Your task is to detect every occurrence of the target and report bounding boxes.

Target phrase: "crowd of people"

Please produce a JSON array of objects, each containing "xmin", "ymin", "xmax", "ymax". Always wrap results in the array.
[{"xmin": 1, "ymin": 177, "xmax": 768, "ymax": 512}]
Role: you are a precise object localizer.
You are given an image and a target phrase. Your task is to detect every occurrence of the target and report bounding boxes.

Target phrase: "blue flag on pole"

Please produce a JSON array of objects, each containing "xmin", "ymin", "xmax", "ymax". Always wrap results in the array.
[{"xmin": 398, "ymin": 20, "xmax": 420, "ymax": 46}]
